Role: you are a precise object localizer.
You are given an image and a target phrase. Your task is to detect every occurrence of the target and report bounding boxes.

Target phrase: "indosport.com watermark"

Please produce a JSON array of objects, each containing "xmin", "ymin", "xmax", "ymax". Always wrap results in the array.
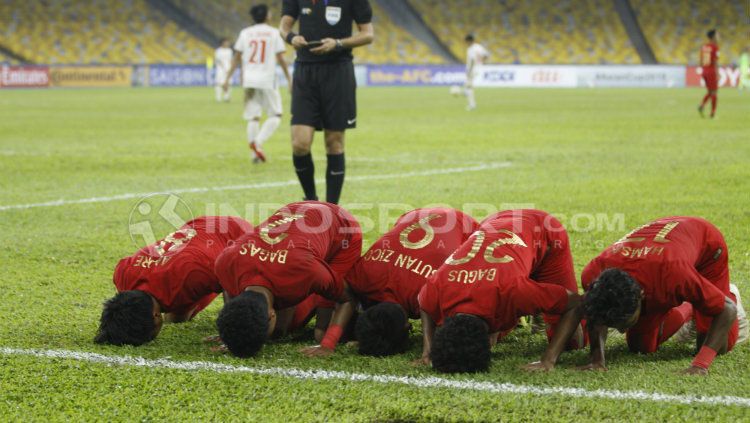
[{"xmin": 126, "ymin": 195, "xmax": 628, "ymax": 250}]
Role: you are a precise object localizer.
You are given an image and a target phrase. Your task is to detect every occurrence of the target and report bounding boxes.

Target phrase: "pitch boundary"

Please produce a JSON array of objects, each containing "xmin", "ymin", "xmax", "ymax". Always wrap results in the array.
[
  {"xmin": 0, "ymin": 162, "xmax": 512, "ymax": 212},
  {"xmin": 1, "ymin": 347, "xmax": 748, "ymax": 408}
]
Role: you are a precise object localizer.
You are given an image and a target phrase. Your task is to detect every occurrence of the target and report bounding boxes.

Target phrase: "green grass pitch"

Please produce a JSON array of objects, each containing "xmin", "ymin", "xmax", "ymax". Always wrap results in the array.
[{"xmin": 1, "ymin": 86, "xmax": 749, "ymax": 421}]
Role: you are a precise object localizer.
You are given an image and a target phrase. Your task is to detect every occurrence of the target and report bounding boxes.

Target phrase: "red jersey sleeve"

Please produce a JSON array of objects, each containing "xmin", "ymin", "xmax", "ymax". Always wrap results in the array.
[
  {"xmin": 581, "ymin": 258, "xmax": 603, "ymax": 291},
  {"xmin": 417, "ymin": 281, "xmax": 441, "ymax": 324},
  {"xmin": 327, "ymin": 231, "xmax": 363, "ymax": 278},
  {"xmin": 511, "ymin": 279, "xmax": 570, "ymax": 317}
]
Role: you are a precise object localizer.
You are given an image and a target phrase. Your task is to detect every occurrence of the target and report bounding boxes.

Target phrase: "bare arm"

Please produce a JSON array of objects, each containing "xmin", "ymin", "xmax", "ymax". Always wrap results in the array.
[
  {"xmin": 577, "ymin": 323, "xmax": 609, "ymax": 371},
  {"xmin": 301, "ymin": 285, "xmax": 357, "ymax": 356},
  {"xmin": 277, "ymin": 52, "xmax": 292, "ymax": 90},
  {"xmin": 280, "ymin": 15, "xmax": 308, "ymax": 49},
  {"xmin": 414, "ymin": 309, "xmax": 436, "ymax": 366},
  {"xmin": 222, "ymin": 51, "xmax": 241, "ymax": 89},
  {"xmin": 683, "ymin": 297, "xmax": 737, "ymax": 375},
  {"xmin": 523, "ymin": 291, "xmax": 584, "ymax": 371}
]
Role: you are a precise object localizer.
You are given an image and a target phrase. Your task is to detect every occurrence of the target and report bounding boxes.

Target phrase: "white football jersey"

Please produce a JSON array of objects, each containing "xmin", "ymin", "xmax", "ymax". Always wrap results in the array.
[
  {"xmin": 466, "ymin": 43, "xmax": 489, "ymax": 70},
  {"xmin": 214, "ymin": 47, "xmax": 233, "ymax": 72},
  {"xmin": 234, "ymin": 23, "xmax": 286, "ymax": 90}
]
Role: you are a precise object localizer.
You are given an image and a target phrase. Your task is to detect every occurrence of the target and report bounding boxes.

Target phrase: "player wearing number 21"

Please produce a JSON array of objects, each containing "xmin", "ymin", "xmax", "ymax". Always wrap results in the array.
[
  {"xmin": 579, "ymin": 217, "xmax": 740, "ymax": 376},
  {"xmin": 224, "ymin": 5, "xmax": 293, "ymax": 163},
  {"xmin": 215, "ymin": 201, "xmax": 362, "ymax": 358},
  {"xmin": 95, "ymin": 216, "xmax": 252, "ymax": 346},
  {"xmin": 418, "ymin": 209, "xmax": 585, "ymax": 373}
]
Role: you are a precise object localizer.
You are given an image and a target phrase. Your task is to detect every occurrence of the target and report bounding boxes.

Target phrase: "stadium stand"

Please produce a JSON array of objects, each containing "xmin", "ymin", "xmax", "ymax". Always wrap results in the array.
[
  {"xmin": 173, "ymin": 0, "xmax": 445, "ymax": 64},
  {"xmin": 631, "ymin": 0, "xmax": 749, "ymax": 65},
  {"xmin": 0, "ymin": 0, "xmax": 211, "ymax": 64},
  {"xmin": 408, "ymin": 0, "xmax": 640, "ymax": 64}
]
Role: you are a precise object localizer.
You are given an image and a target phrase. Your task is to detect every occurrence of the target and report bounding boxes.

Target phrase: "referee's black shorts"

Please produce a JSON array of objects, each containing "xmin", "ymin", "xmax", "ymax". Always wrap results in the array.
[{"xmin": 291, "ymin": 61, "xmax": 357, "ymax": 131}]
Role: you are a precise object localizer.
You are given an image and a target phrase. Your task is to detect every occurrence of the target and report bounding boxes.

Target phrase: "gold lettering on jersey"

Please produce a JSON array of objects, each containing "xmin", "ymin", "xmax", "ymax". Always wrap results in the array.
[
  {"xmin": 153, "ymin": 228, "xmax": 198, "ymax": 257},
  {"xmin": 615, "ymin": 223, "xmax": 648, "ymax": 244},
  {"xmin": 483, "ymin": 229, "xmax": 527, "ymax": 263},
  {"xmin": 133, "ymin": 255, "xmax": 172, "ymax": 268},
  {"xmin": 447, "ymin": 268, "xmax": 497, "ymax": 284},
  {"xmin": 363, "ymin": 248, "xmax": 394, "ymax": 263},
  {"xmin": 259, "ymin": 213, "xmax": 305, "ymax": 245},
  {"xmin": 653, "ymin": 221, "xmax": 679, "ymax": 243},
  {"xmin": 238, "ymin": 241, "xmax": 288, "ymax": 264},
  {"xmin": 393, "ymin": 253, "xmax": 436, "ymax": 278},
  {"xmin": 445, "ymin": 230, "xmax": 485, "ymax": 265},
  {"xmin": 399, "ymin": 214, "xmax": 440, "ymax": 250},
  {"xmin": 616, "ymin": 246, "xmax": 665, "ymax": 258}
]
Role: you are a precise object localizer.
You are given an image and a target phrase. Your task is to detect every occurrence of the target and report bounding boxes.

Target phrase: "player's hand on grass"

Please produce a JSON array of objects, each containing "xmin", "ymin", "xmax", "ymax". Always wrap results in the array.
[
  {"xmin": 210, "ymin": 343, "xmax": 228, "ymax": 353},
  {"xmin": 203, "ymin": 334, "xmax": 222, "ymax": 344},
  {"xmin": 291, "ymin": 35, "xmax": 308, "ymax": 50},
  {"xmin": 301, "ymin": 345, "xmax": 334, "ymax": 357},
  {"xmin": 681, "ymin": 366, "xmax": 709, "ymax": 376},
  {"xmin": 310, "ymin": 38, "xmax": 336, "ymax": 55},
  {"xmin": 521, "ymin": 361, "xmax": 555, "ymax": 372},
  {"xmin": 575, "ymin": 362, "xmax": 608, "ymax": 372}
]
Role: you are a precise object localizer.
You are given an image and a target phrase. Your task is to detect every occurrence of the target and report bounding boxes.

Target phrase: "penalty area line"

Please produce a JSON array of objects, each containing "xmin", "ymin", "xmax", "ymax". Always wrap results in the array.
[
  {"xmin": 0, "ymin": 162, "xmax": 512, "ymax": 212},
  {"xmin": 1, "ymin": 347, "xmax": 749, "ymax": 408}
]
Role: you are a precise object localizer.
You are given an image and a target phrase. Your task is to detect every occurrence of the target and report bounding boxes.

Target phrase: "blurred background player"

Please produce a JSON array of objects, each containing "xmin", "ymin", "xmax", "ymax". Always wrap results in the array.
[
  {"xmin": 464, "ymin": 34, "xmax": 489, "ymax": 111},
  {"xmin": 214, "ymin": 38, "xmax": 233, "ymax": 102},
  {"xmin": 698, "ymin": 29, "xmax": 720, "ymax": 118},
  {"xmin": 280, "ymin": 0, "xmax": 374, "ymax": 204},
  {"xmin": 224, "ymin": 4, "xmax": 292, "ymax": 164},
  {"xmin": 739, "ymin": 47, "xmax": 749, "ymax": 92}
]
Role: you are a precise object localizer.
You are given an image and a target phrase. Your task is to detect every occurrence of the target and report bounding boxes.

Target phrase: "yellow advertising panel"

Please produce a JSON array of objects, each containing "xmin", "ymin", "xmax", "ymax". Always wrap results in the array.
[{"xmin": 50, "ymin": 66, "xmax": 132, "ymax": 87}]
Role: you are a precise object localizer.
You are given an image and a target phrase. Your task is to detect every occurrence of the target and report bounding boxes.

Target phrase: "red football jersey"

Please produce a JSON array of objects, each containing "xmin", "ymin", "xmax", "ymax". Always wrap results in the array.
[
  {"xmin": 418, "ymin": 209, "xmax": 574, "ymax": 333},
  {"xmin": 346, "ymin": 208, "xmax": 479, "ymax": 318},
  {"xmin": 700, "ymin": 43, "xmax": 719, "ymax": 69},
  {"xmin": 582, "ymin": 217, "xmax": 730, "ymax": 318},
  {"xmin": 215, "ymin": 201, "xmax": 362, "ymax": 309},
  {"xmin": 114, "ymin": 216, "xmax": 252, "ymax": 316}
]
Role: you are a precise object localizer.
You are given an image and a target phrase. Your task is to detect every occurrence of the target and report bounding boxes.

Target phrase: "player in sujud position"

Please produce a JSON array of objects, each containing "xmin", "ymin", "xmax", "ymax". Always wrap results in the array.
[
  {"xmin": 464, "ymin": 34, "xmax": 489, "ymax": 111},
  {"xmin": 225, "ymin": 4, "xmax": 292, "ymax": 163},
  {"xmin": 579, "ymin": 217, "xmax": 745, "ymax": 375},
  {"xmin": 308, "ymin": 208, "xmax": 478, "ymax": 357},
  {"xmin": 214, "ymin": 201, "xmax": 362, "ymax": 358},
  {"xmin": 418, "ymin": 209, "xmax": 585, "ymax": 373},
  {"xmin": 698, "ymin": 29, "xmax": 720, "ymax": 118},
  {"xmin": 214, "ymin": 38, "xmax": 233, "ymax": 102},
  {"xmin": 95, "ymin": 216, "xmax": 252, "ymax": 346}
]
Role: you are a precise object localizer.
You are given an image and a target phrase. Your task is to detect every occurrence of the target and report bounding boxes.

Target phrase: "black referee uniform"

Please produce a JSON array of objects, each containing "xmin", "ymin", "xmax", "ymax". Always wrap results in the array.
[{"xmin": 282, "ymin": 0, "xmax": 372, "ymax": 204}]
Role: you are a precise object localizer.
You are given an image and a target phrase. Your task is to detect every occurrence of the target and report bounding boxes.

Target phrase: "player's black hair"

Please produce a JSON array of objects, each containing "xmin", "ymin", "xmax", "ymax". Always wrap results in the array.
[
  {"xmin": 583, "ymin": 268, "xmax": 643, "ymax": 327},
  {"xmin": 707, "ymin": 29, "xmax": 716, "ymax": 39},
  {"xmin": 430, "ymin": 314, "xmax": 490, "ymax": 373},
  {"xmin": 216, "ymin": 290, "xmax": 269, "ymax": 358},
  {"xmin": 94, "ymin": 290, "xmax": 156, "ymax": 346},
  {"xmin": 465, "ymin": 34, "xmax": 475, "ymax": 42},
  {"xmin": 250, "ymin": 4, "xmax": 269, "ymax": 24},
  {"xmin": 355, "ymin": 302, "xmax": 410, "ymax": 356},
  {"xmin": 219, "ymin": 37, "xmax": 229, "ymax": 45}
]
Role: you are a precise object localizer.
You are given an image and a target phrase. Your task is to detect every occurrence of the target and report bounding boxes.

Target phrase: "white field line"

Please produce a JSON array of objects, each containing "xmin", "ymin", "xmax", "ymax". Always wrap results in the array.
[
  {"xmin": 1, "ymin": 347, "xmax": 749, "ymax": 408},
  {"xmin": 0, "ymin": 162, "xmax": 512, "ymax": 212}
]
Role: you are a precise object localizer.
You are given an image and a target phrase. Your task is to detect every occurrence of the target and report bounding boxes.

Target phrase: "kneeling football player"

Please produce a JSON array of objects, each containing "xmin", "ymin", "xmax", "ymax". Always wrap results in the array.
[
  {"xmin": 331, "ymin": 207, "xmax": 479, "ymax": 357},
  {"xmin": 94, "ymin": 216, "xmax": 252, "ymax": 346},
  {"xmin": 418, "ymin": 209, "xmax": 584, "ymax": 373},
  {"xmin": 579, "ymin": 216, "xmax": 742, "ymax": 375},
  {"xmin": 214, "ymin": 201, "xmax": 362, "ymax": 358}
]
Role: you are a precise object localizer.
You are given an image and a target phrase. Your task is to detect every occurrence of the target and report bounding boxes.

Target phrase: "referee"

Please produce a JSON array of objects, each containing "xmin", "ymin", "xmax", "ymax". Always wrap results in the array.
[{"xmin": 280, "ymin": 0, "xmax": 374, "ymax": 205}]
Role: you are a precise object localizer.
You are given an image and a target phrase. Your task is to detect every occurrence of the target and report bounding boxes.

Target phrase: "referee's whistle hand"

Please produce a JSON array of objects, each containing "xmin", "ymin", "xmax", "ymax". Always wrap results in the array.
[
  {"xmin": 311, "ymin": 38, "xmax": 337, "ymax": 55},
  {"xmin": 292, "ymin": 36, "xmax": 308, "ymax": 50}
]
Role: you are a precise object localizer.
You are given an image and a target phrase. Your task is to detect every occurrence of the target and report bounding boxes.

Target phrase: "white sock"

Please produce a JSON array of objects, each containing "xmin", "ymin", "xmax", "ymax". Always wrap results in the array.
[
  {"xmin": 223, "ymin": 87, "xmax": 231, "ymax": 101},
  {"xmin": 466, "ymin": 88, "xmax": 476, "ymax": 108},
  {"xmin": 256, "ymin": 116, "xmax": 281, "ymax": 146},
  {"xmin": 215, "ymin": 86, "xmax": 223, "ymax": 102},
  {"xmin": 247, "ymin": 120, "xmax": 260, "ymax": 144}
]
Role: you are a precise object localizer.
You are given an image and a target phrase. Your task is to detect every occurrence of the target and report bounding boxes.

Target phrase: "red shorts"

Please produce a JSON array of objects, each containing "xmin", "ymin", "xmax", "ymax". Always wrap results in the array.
[
  {"xmin": 626, "ymin": 299, "xmax": 738, "ymax": 354},
  {"xmin": 702, "ymin": 68, "xmax": 718, "ymax": 90}
]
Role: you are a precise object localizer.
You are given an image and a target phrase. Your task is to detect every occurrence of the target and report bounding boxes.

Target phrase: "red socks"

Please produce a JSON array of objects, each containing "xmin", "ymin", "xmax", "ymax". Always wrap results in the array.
[{"xmin": 659, "ymin": 302, "xmax": 693, "ymax": 344}]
